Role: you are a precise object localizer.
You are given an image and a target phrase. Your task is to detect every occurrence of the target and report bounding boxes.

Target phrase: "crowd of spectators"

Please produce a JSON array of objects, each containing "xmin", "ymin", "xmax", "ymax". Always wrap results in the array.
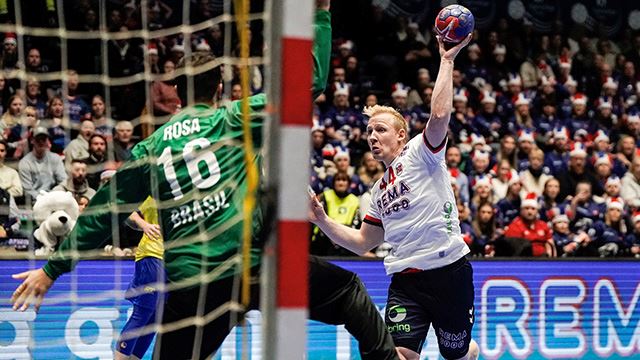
[
  {"xmin": 0, "ymin": 1, "xmax": 640, "ymax": 259},
  {"xmin": 309, "ymin": 4, "xmax": 640, "ymax": 259}
]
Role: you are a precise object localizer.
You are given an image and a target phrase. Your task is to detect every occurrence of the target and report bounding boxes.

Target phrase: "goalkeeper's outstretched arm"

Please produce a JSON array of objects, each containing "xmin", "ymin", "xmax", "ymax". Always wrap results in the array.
[{"xmin": 11, "ymin": 147, "xmax": 152, "ymax": 312}]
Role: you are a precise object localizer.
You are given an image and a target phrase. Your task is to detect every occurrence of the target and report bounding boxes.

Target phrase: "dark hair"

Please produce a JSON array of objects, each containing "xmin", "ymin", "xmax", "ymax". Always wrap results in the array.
[
  {"xmin": 0, "ymin": 139, "xmax": 7, "ymax": 149},
  {"xmin": 333, "ymin": 171, "xmax": 352, "ymax": 187},
  {"xmin": 89, "ymin": 134, "xmax": 106, "ymax": 143},
  {"xmin": 178, "ymin": 53, "xmax": 222, "ymax": 103}
]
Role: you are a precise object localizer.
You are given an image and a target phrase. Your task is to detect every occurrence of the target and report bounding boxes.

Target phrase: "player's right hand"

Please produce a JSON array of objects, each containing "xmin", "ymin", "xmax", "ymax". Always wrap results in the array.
[
  {"xmin": 141, "ymin": 223, "xmax": 162, "ymax": 241},
  {"xmin": 11, "ymin": 268, "xmax": 54, "ymax": 313},
  {"xmin": 308, "ymin": 190, "xmax": 326, "ymax": 225}
]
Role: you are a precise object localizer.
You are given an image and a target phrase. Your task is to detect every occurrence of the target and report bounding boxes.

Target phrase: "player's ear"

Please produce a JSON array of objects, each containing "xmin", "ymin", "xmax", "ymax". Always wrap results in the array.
[
  {"xmin": 215, "ymin": 82, "xmax": 223, "ymax": 102},
  {"xmin": 397, "ymin": 127, "xmax": 406, "ymax": 143}
]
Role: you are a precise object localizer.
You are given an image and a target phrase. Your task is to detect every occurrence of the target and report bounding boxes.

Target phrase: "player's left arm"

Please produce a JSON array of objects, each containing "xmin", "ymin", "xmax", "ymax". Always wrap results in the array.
[
  {"xmin": 311, "ymin": 0, "xmax": 332, "ymax": 100},
  {"xmin": 424, "ymin": 34, "xmax": 472, "ymax": 150},
  {"xmin": 11, "ymin": 144, "xmax": 153, "ymax": 312}
]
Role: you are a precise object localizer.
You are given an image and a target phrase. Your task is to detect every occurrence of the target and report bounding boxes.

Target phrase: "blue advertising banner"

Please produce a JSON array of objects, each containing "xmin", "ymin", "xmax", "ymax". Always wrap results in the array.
[{"xmin": 1, "ymin": 259, "xmax": 639, "ymax": 359}]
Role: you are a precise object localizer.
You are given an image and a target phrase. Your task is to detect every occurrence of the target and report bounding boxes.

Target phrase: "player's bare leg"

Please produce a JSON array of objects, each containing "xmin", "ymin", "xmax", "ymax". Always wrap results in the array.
[{"xmin": 454, "ymin": 339, "xmax": 479, "ymax": 360}]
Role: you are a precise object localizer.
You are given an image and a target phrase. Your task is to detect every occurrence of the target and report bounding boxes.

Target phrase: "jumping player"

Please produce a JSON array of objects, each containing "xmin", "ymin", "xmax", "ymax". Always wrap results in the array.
[
  {"xmin": 309, "ymin": 34, "xmax": 480, "ymax": 360},
  {"xmin": 11, "ymin": 2, "xmax": 400, "ymax": 359}
]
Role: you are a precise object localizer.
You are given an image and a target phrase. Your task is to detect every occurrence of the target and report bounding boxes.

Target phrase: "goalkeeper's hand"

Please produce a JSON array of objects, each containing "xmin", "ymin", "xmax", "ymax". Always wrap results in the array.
[{"xmin": 11, "ymin": 268, "xmax": 54, "ymax": 313}]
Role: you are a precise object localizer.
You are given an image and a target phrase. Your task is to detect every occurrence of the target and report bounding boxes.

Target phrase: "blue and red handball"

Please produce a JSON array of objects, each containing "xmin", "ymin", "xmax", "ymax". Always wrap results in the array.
[{"xmin": 434, "ymin": 5, "xmax": 475, "ymax": 44}]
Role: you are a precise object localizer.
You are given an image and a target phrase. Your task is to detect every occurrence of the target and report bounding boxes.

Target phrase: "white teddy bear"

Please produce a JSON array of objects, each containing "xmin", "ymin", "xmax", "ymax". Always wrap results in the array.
[{"xmin": 32, "ymin": 191, "xmax": 79, "ymax": 256}]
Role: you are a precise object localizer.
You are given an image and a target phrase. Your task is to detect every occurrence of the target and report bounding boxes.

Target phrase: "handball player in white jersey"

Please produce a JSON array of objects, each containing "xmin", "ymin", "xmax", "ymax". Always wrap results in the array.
[{"xmin": 310, "ymin": 33, "xmax": 479, "ymax": 360}]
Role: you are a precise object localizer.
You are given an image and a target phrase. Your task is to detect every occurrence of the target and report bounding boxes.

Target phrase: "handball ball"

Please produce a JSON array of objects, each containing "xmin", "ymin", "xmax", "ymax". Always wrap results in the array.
[{"xmin": 434, "ymin": 5, "xmax": 475, "ymax": 44}]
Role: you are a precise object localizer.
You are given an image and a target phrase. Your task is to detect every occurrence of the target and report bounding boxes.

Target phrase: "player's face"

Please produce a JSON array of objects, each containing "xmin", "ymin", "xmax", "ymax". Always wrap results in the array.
[
  {"xmin": 0, "ymin": 143, "xmax": 6, "ymax": 162},
  {"xmin": 366, "ymin": 115, "xmax": 405, "ymax": 165}
]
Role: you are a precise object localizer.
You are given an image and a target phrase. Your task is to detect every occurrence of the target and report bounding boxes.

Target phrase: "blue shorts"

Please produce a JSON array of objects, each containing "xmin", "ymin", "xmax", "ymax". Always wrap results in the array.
[
  {"xmin": 126, "ymin": 257, "xmax": 165, "ymax": 309},
  {"xmin": 385, "ymin": 257, "xmax": 475, "ymax": 359}
]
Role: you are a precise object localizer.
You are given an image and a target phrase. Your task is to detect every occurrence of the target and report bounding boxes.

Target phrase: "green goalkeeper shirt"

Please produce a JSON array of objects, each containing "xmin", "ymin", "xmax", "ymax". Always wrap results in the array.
[{"xmin": 43, "ymin": 9, "xmax": 332, "ymax": 283}]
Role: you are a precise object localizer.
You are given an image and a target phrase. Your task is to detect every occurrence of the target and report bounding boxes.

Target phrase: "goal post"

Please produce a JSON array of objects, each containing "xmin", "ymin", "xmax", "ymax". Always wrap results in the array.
[{"xmin": 263, "ymin": 0, "xmax": 315, "ymax": 358}]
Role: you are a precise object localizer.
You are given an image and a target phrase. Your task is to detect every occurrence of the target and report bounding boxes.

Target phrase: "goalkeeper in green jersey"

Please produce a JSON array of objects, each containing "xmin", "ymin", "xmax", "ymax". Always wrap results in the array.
[{"xmin": 11, "ymin": 1, "xmax": 400, "ymax": 359}]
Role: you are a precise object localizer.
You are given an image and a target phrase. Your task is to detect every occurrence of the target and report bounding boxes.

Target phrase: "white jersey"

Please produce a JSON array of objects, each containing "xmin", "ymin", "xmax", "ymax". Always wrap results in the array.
[{"xmin": 364, "ymin": 134, "xmax": 469, "ymax": 275}]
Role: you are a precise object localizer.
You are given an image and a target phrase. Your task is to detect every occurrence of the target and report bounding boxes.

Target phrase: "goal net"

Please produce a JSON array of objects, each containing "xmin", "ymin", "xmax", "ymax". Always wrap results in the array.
[{"xmin": 0, "ymin": 0, "xmax": 313, "ymax": 359}]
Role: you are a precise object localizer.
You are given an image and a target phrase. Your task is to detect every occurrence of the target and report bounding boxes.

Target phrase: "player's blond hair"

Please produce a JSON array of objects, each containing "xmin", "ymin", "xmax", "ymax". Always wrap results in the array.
[{"xmin": 363, "ymin": 105, "xmax": 409, "ymax": 139}]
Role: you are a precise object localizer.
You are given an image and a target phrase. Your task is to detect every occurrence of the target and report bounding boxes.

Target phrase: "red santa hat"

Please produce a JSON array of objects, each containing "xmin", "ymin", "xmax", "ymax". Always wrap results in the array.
[
  {"xmin": 559, "ymin": 55, "xmax": 572, "ymax": 69},
  {"xmin": 3, "ymin": 32, "xmax": 16, "ymax": 45},
  {"xmin": 391, "ymin": 82, "xmax": 409, "ymax": 98},
  {"xmin": 602, "ymin": 77, "xmax": 618, "ymax": 90},
  {"xmin": 521, "ymin": 192, "xmax": 539, "ymax": 209},
  {"xmin": 606, "ymin": 197, "xmax": 624, "ymax": 211},
  {"xmin": 569, "ymin": 142, "xmax": 587, "ymax": 157},
  {"xmin": 196, "ymin": 39, "xmax": 211, "ymax": 52},
  {"xmin": 571, "ymin": 93, "xmax": 588, "ymax": 106},
  {"xmin": 632, "ymin": 211, "xmax": 640, "ymax": 223},
  {"xmin": 333, "ymin": 82, "xmax": 350, "ymax": 97},
  {"xmin": 147, "ymin": 42, "xmax": 158, "ymax": 55},
  {"xmin": 517, "ymin": 129, "xmax": 535, "ymax": 143}
]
